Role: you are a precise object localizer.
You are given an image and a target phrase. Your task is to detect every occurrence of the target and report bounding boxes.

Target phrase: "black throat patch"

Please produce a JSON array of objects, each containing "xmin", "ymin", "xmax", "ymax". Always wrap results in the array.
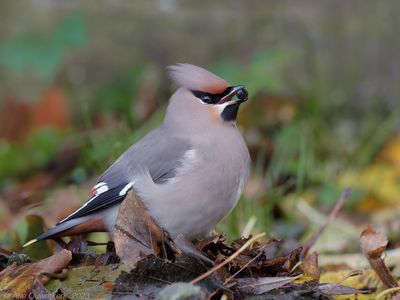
[{"xmin": 221, "ymin": 103, "xmax": 240, "ymax": 122}]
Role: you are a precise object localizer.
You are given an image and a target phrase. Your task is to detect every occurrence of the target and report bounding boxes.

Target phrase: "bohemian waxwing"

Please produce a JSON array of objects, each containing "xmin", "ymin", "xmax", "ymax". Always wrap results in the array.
[{"xmin": 25, "ymin": 63, "xmax": 250, "ymax": 246}]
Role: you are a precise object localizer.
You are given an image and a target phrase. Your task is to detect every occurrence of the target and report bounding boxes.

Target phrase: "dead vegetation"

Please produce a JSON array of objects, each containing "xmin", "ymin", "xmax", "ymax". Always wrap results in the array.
[{"xmin": 2, "ymin": 189, "xmax": 399, "ymax": 299}]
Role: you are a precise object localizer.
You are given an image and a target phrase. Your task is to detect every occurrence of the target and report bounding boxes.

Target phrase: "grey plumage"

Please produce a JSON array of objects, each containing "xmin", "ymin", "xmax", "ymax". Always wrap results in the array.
[
  {"xmin": 99, "ymin": 128, "xmax": 193, "ymax": 186},
  {"xmin": 26, "ymin": 63, "xmax": 250, "ymax": 245}
]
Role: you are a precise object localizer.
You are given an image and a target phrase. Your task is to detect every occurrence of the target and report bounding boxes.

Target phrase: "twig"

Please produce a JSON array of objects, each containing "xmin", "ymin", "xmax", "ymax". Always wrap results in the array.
[
  {"xmin": 290, "ymin": 261, "xmax": 303, "ymax": 273},
  {"xmin": 301, "ymin": 188, "xmax": 351, "ymax": 259},
  {"xmin": 368, "ymin": 257, "xmax": 398, "ymax": 288},
  {"xmin": 190, "ymin": 232, "xmax": 266, "ymax": 285},
  {"xmin": 223, "ymin": 246, "xmax": 265, "ymax": 284}
]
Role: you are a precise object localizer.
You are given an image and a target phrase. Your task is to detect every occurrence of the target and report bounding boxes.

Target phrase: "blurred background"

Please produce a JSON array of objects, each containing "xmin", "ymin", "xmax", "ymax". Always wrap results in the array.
[{"xmin": 1, "ymin": 0, "xmax": 400, "ymax": 258}]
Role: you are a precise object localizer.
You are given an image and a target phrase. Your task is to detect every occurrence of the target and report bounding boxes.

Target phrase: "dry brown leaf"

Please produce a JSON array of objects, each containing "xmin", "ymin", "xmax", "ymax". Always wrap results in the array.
[
  {"xmin": 0, "ymin": 249, "xmax": 71, "ymax": 299},
  {"xmin": 317, "ymin": 283, "xmax": 358, "ymax": 296},
  {"xmin": 113, "ymin": 190, "xmax": 179, "ymax": 268},
  {"xmin": 30, "ymin": 278, "xmax": 54, "ymax": 300},
  {"xmin": 360, "ymin": 224, "xmax": 398, "ymax": 288},
  {"xmin": 236, "ymin": 275, "xmax": 301, "ymax": 295},
  {"xmin": 197, "ymin": 235, "xmax": 303, "ymax": 281},
  {"xmin": 360, "ymin": 224, "xmax": 388, "ymax": 259},
  {"xmin": 301, "ymin": 251, "xmax": 320, "ymax": 283}
]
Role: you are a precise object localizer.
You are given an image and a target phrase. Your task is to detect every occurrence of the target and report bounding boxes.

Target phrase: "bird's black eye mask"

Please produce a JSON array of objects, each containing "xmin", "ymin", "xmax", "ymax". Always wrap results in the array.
[{"xmin": 192, "ymin": 85, "xmax": 248, "ymax": 105}]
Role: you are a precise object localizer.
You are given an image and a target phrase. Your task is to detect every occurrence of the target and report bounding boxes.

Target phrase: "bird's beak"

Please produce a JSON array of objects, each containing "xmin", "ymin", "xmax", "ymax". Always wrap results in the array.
[{"xmin": 218, "ymin": 85, "xmax": 248, "ymax": 105}]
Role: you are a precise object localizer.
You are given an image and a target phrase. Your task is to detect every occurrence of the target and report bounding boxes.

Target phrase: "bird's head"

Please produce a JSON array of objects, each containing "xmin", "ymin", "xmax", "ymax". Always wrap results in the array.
[{"xmin": 166, "ymin": 64, "xmax": 248, "ymax": 124}]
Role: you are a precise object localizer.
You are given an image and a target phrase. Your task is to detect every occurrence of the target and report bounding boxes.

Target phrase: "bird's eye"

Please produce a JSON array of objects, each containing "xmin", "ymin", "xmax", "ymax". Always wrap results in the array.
[
  {"xmin": 236, "ymin": 88, "xmax": 248, "ymax": 101},
  {"xmin": 201, "ymin": 95, "xmax": 213, "ymax": 104},
  {"xmin": 192, "ymin": 90, "xmax": 216, "ymax": 104}
]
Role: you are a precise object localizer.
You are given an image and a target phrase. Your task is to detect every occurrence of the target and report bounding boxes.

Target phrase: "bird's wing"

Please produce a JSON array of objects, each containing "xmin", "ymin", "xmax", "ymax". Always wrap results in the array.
[{"xmin": 58, "ymin": 129, "xmax": 192, "ymax": 224}]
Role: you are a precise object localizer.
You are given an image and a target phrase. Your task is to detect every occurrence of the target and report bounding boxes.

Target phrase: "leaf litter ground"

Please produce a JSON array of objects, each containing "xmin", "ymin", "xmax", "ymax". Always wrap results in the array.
[{"xmin": 0, "ymin": 190, "xmax": 396, "ymax": 299}]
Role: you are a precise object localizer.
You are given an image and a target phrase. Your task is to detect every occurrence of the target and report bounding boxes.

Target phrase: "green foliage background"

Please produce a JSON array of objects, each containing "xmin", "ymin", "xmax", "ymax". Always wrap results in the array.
[{"xmin": 0, "ymin": 0, "xmax": 399, "ymax": 244}]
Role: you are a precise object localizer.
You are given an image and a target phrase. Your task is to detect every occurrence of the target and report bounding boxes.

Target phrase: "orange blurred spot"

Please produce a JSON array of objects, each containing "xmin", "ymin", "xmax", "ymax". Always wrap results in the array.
[
  {"xmin": 0, "ymin": 98, "xmax": 32, "ymax": 141},
  {"xmin": 31, "ymin": 87, "xmax": 70, "ymax": 131}
]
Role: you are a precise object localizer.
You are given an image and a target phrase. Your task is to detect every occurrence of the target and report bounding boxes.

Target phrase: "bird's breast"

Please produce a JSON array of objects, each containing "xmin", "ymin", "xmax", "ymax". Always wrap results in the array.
[{"xmin": 142, "ymin": 128, "xmax": 250, "ymax": 240}]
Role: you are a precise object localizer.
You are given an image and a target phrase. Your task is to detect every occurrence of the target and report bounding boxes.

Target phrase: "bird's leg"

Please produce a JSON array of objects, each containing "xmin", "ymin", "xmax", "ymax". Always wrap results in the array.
[{"xmin": 174, "ymin": 235, "xmax": 214, "ymax": 267}]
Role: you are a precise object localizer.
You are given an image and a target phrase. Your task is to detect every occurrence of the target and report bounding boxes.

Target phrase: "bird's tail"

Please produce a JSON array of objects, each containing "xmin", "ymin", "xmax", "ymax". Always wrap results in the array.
[{"xmin": 23, "ymin": 218, "xmax": 84, "ymax": 247}]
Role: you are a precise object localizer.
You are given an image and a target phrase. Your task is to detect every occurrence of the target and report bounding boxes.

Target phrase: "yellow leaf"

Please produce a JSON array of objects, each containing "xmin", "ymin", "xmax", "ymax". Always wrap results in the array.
[{"xmin": 320, "ymin": 270, "xmax": 382, "ymax": 300}]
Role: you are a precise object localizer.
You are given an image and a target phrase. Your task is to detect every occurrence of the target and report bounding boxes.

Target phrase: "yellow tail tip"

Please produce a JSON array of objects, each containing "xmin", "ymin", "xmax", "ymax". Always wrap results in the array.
[{"xmin": 22, "ymin": 239, "xmax": 37, "ymax": 247}]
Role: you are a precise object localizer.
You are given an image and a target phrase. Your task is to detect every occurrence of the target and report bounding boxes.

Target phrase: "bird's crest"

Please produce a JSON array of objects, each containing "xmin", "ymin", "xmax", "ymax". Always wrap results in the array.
[{"xmin": 167, "ymin": 63, "xmax": 229, "ymax": 94}]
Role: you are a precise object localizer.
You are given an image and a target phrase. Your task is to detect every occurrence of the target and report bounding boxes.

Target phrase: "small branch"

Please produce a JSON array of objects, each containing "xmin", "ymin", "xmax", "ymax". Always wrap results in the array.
[
  {"xmin": 224, "ymin": 246, "xmax": 265, "ymax": 284},
  {"xmin": 190, "ymin": 232, "xmax": 266, "ymax": 285},
  {"xmin": 369, "ymin": 258, "xmax": 398, "ymax": 288},
  {"xmin": 301, "ymin": 188, "xmax": 351, "ymax": 259}
]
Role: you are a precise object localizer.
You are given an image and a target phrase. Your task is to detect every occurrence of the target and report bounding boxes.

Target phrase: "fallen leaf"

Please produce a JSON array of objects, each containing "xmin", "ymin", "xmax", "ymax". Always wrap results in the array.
[
  {"xmin": 103, "ymin": 281, "xmax": 115, "ymax": 292},
  {"xmin": 236, "ymin": 275, "xmax": 301, "ymax": 295},
  {"xmin": 360, "ymin": 225, "xmax": 398, "ymax": 288},
  {"xmin": 112, "ymin": 254, "xmax": 225, "ymax": 299},
  {"xmin": 197, "ymin": 235, "xmax": 303, "ymax": 278},
  {"xmin": 31, "ymin": 278, "xmax": 54, "ymax": 300},
  {"xmin": 360, "ymin": 224, "xmax": 388, "ymax": 259},
  {"xmin": 45, "ymin": 263, "xmax": 125, "ymax": 299},
  {"xmin": 299, "ymin": 251, "xmax": 320, "ymax": 283},
  {"xmin": 157, "ymin": 282, "xmax": 207, "ymax": 300},
  {"xmin": 317, "ymin": 282, "xmax": 359, "ymax": 296},
  {"xmin": 65, "ymin": 239, "xmax": 119, "ymax": 267},
  {"xmin": 320, "ymin": 270, "xmax": 378, "ymax": 298},
  {"xmin": 0, "ymin": 249, "xmax": 71, "ymax": 299},
  {"xmin": 113, "ymin": 190, "xmax": 179, "ymax": 268}
]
